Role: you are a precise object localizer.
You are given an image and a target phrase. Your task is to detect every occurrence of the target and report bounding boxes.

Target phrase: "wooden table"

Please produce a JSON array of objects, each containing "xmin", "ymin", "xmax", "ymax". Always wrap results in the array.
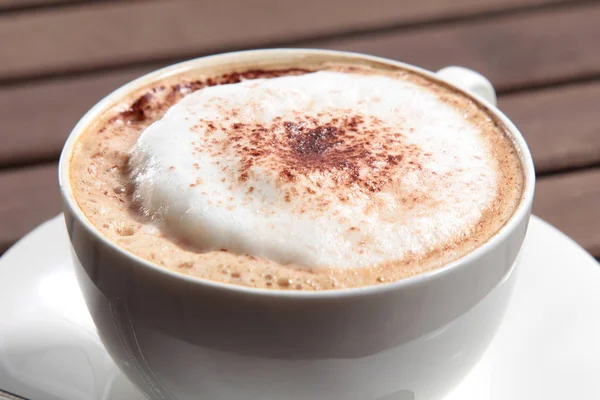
[
  {"xmin": 2, "ymin": 0, "xmax": 599, "ymax": 258},
  {"xmin": 0, "ymin": 2, "xmax": 599, "ymax": 398},
  {"xmin": 0, "ymin": 1, "xmax": 599, "ymax": 249}
]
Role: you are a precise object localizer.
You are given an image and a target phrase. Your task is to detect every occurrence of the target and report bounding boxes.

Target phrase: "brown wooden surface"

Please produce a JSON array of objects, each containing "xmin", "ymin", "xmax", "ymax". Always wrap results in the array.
[
  {"xmin": 0, "ymin": 164, "xmax": 60, "ymax": 254},
  {"xmin": 2, "ymin": 1, "xmax": 600, "ymax": 168},
  {"xmin": 536, "ymin": 168, "xmax": 600, "ymax": 257},
  {"xmin": 321, "ymin": 2, "xmax": 600, "ymax": 92},
  {"xmin": 499, "ymin": 83, "xmax": 600, "ymax": 174},
  {"xmin": 0, "ymin": 0, "xmax": 578, "ymax": 82},
  {"xmin": 0, "ymin": 0, "xmax": 599, "ymax": 261}
]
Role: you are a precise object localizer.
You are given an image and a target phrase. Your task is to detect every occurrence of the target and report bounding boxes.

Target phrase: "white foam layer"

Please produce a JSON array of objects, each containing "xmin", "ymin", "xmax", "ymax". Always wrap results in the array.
[{"xmin": 130, "ymin": 71, "xmax": 498, "ymax": 268}]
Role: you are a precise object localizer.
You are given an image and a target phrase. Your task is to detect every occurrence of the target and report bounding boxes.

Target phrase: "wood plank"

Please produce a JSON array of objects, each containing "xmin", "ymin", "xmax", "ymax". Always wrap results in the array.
[
  {"xmin": 3, "ymin": 66, "xmax": 600, "ymax": 174},
  {"xmin": 0, "ymin": 68, "xmax": 147, "ymax": 167},
  {"xmin": 0, "ymin": 0, "xmax": 576, "ymax": 82},
  {"xmin": 0, "ymin": 164, "xmax": 60, "ymax": 254},
  {"xmin": 498, "ymin": 82, "xmax": 600, "ymax": 175},
  {"xmin": 535, "ymin": 168, "xmax": 600, "ymax": 257},
  {"xmin": 1, "ymin": 163, "xmax": 599, "ymax": 259},
  {"xmin": 322, "ymin": 2, "xmax": 600, "ymax": 92}
]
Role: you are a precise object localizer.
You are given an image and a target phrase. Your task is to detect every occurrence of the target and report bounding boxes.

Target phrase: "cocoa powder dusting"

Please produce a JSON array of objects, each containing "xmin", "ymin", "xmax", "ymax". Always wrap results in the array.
[{"xmin": 209, "ymin": 113, "xmax": 421, "ymax": 201}]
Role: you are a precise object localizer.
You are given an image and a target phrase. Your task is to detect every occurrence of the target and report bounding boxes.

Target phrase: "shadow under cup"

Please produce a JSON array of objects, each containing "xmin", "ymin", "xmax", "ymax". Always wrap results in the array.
[{"xmin": 59, "ymin": 49, "xmax": 535, "ymax": 400}]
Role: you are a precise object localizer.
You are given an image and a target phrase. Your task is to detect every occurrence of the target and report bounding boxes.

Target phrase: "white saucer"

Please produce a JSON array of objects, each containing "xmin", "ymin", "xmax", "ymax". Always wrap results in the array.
[{"xmin": 0, "ymin": 216, "xmax": 599, "ymax": 400}]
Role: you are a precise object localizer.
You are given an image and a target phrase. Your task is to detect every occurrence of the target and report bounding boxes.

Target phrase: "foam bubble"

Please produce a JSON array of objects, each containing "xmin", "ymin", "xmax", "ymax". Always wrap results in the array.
[{"xmin": 129, "ymin": 71, "xmax": 498, "ymax": 268}]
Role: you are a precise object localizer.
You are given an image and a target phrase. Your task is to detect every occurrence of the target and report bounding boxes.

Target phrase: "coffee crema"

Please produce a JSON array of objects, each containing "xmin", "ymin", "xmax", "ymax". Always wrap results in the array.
[{"xmin": 70, "ymin": 61, "xmax": 524, "ymax": 290}]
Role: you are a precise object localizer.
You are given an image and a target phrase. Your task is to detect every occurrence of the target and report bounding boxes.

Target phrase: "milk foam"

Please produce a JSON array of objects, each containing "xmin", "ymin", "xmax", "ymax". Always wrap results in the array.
[{"xmin": 129, "ymin": 71, "xmax": 498, "ymax": 268}]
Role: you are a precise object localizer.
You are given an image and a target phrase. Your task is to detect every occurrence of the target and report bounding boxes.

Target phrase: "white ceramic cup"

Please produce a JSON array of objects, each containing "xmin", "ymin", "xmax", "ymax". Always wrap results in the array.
[{"xmin": 59, "ymin": 49, "xmax": 535, "ymax": 400}]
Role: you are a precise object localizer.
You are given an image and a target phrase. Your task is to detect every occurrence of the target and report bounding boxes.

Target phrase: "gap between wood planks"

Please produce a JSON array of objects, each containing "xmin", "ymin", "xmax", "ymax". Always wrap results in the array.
[{"xmin": 0, "ymin": 0, "xmax": 147, "ymax": 14}]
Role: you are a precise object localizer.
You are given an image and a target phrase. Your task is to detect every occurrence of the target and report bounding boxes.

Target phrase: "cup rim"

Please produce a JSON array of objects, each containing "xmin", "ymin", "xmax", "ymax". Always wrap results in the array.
[{"xmin": 58, "ymin": 48, "xmax": 536, "ymax": 299}]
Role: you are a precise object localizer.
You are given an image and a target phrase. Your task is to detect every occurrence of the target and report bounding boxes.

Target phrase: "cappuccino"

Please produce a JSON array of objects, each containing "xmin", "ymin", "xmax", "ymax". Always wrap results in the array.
[{"xmin": 69, "ymin": 60, "xmax": 524, "ymax": 290}]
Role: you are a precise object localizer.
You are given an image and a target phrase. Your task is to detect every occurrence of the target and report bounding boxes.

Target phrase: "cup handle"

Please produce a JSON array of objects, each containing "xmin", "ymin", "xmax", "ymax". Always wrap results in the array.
[{"xmin": 436, "ymin": 66, "xmax": 497, "ymax": 106}]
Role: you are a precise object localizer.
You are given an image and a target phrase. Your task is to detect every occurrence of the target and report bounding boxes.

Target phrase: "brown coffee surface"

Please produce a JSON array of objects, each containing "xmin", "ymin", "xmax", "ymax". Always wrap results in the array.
[{"xmin": 69, "ymin": 60, "xmax": 524, "ymax": 291}]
